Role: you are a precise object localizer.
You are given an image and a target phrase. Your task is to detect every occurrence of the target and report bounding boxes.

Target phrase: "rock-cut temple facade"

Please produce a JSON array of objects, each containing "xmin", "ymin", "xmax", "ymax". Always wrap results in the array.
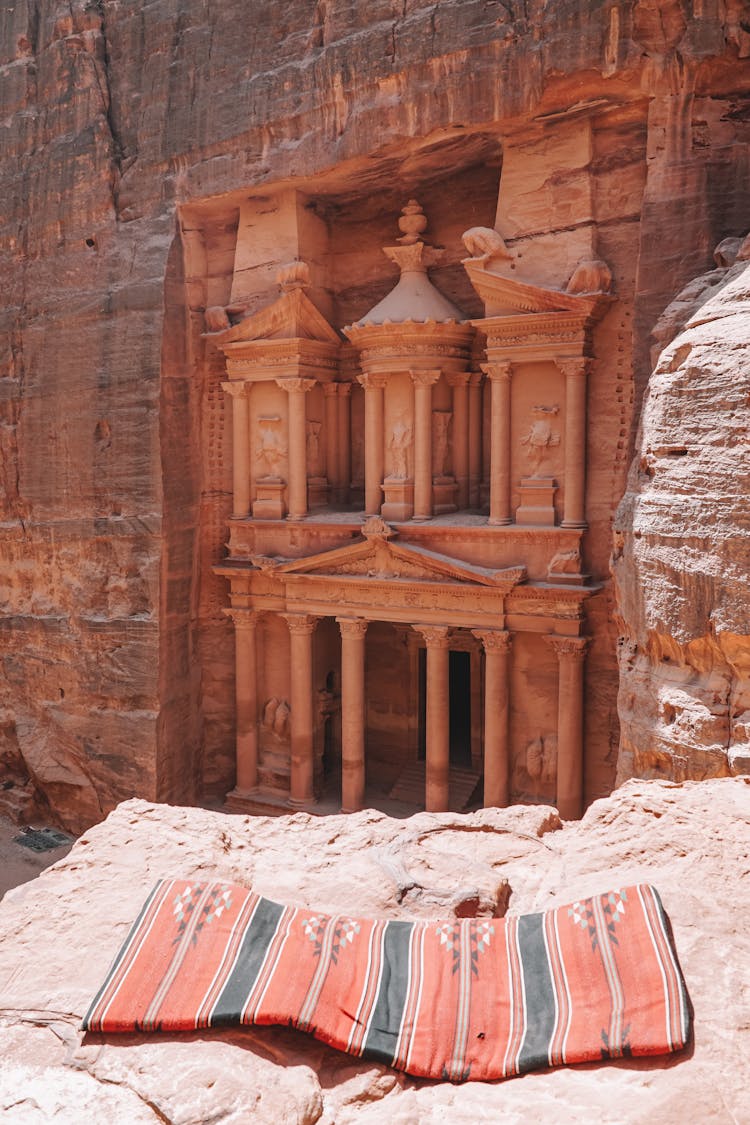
[{"xmin": 209, "ymin": 200, "xmax": 613, "ymax": 820}]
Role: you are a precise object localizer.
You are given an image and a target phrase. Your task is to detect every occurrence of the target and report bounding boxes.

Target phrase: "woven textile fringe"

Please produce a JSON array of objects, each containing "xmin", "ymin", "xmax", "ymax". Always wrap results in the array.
[{"xmin": 83, "ymin": 880, "xmax": 690, "ymax": 1082}]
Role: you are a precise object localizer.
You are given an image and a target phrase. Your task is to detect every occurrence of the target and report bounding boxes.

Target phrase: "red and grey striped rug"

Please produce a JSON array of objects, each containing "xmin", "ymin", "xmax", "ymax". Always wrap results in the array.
[{"xmin": 82, "ymin": 879, "xmax": 690, "ymax": 1081}]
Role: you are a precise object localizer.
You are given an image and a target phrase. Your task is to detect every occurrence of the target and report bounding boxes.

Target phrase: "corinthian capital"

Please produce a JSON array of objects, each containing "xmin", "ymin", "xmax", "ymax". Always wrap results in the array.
[
  {"xmin": 276, "ymin": 377, "xmax": 317, "ymax": 394},
  {"xmin": 480, "ymin": 361, "xmax": 513, "ymax": 382},
  {"xmin": 410, "ymin": 369, "xmax": 442, "ymax": 388},
  {"xmin": 356, "ymin": 372, "xmax": 387, "ymax": 391},
  {"xmin": 282, "ymin": 612, "xmax": 319, "ymax": 635},
  {"xmin": 336, "ymin": 616, "xmax": 369, "ymax": 639},
  {"xmin": 555, "ymin": 357, "xmax": 592, "ymax": 380},
  {"xmin": 222, "ymin": 607, "xmax": 257, "ymax": 630},
  {"xmin": 413, "ymin": 624, "xmax": 451, "ymax": 648},
  {"xmin": 221, "ymin": 380, "xmax": 249, "ymax": 398},
  {"xmin": 545, "ymin": 635, "xmax": 590, "ymax": 661},
  {"xmin": 471, "ymin": 628, "xmax": 512, "ymax": 653}
]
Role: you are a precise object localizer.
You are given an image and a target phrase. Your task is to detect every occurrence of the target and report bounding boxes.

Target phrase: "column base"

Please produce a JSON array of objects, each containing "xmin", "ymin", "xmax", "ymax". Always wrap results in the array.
[
  {"xmin": 516, "ymin": 477, "xmax": 557, "ymax": 526},
  {"xmin": 381, "ymin": 477, "xmax": 414, "ymax": 522},
  {"xmin": 432, "ymin": 477, "xmax": 457, "ymax": 515},
  {"xmin": 307, "ymin": 476, "xmax": 328, "ymax": 510},
  {"xmin": 286, "ymin": 796, "xmax": 318, "ymax": 810},
  {"xmin": 560, "ymin": 520, "xmax": 588, "ymax": 529},
  {"xmin": 253, "ymin": 478, "xmax": 287, "ymax": 520},
  {"xmin": 286, "ymin": 514, "xmax": 307, "ymax": 522},
  {"xmin": 412, "ymin": 514, "xmax": 433, "ymax": 522},
  {"xmin": 488, "ymin": 516, "xmax": 512, "ymax": 526},
  {"xmin": 224, "ymin": 786, "xmax": 260, "ymax": 813}
]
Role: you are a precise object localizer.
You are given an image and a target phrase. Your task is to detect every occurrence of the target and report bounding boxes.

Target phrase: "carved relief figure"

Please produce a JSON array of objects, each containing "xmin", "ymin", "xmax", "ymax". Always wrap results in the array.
[
  {"xmin": 520, "ymin": 405, "xmax": 560, "ymax": 476},
  {"xmin": 461, "ymin": 226, "xmax": 513, "ymax": 264},
  {"xmin": 306, "ymin": 420, "xmax": 322, "ymax": 476},
  {"xmin": 389, "ymin": 416, "xmax": 412, "ymax": 479},
  {"xmin": 256, "ymin": 417, "xmax": 287, "ymax": 479},
  {"xmin": 262, "ymin": 697, "xmax": 290, "ymax": 739},
  {"xmin": 548, "ymin": 545, "xmax": 581, "ymax": 575},
  {"xmin": 273, "ymin": 699, "xmax": 291, "ymax": 738},
  {"xmin": 262, "ymin": 697, "xmax": 279, "ymax": 729},
  {"xmin": 432, "ymin": 411, "xmax": 452, "ymax": 478},
  {"xmin": 526, "ymin": 734, "xmax": 557, "ymax": 785}
]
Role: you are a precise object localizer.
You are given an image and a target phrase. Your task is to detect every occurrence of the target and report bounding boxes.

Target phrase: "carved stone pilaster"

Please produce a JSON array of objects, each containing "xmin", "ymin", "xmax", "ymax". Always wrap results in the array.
[
  {"xmin": 481, "ymin": 361, "xmax": 513, "ymax": 524},
  {"xmin": 222, "ymin": 381, "xmax": 252, "ymax": 519},
  {"xmin": 276, "ymin": 378, "xmax": 316, "ymax": 520},
  {"xmin": 223, "ymin": 606, "xmax": 259, "ymax": 796},
  {"xmin": 545, "ymin": 633, "xmax": 590, "ymax": 820},
  {"xmin": 410, "ymin": 370, "xmax": 442, "ymax": 521},
  {"xmin": 336, "ymin": 616, "xmax": 368, "ymax": 813},
  {"xmin": 554, "ymin": 357, "xmax": 591, "ymax": 529},
  {"xmin": 357, "ymin": 373, "xmax": 387, "ymax": 515}
]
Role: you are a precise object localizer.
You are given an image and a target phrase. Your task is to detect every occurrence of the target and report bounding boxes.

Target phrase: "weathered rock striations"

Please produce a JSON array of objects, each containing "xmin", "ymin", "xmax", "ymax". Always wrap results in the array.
[
  {"xmin": 1, "ymin": 778, "xmax": 749, "ymax": 1122},
  {"xmin": 0, "ymin": 1, "xmax": 749, "ymax": 827},
  {"xmin": 613, "ymin": 250, "xmax": 750, "ymax": 783}
]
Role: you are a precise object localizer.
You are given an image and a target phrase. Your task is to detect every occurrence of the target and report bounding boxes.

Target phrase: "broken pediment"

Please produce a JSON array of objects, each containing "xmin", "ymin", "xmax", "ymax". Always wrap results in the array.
[
  {"xmin": 273, "ymin": 521, "xmax": 526, "ymax": 589},
  {"xmin": 205, "ymin": 282, "xmax": 341, "ymax": 349},
  {"xmin": 463, "ymin": 256, "xmax": 612, "ymax": 321}
]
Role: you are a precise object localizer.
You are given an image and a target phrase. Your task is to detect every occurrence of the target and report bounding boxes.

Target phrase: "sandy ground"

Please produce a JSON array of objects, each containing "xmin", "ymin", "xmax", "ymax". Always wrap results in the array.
[{"xmin": 0, "ymin": 814, "xmax": 74, "ymax": 900}]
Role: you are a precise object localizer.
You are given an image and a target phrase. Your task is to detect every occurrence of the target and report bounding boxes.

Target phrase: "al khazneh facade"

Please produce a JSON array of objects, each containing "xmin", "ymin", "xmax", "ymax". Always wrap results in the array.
[{"xmin": 210, "ymin": 202, "xmax": 612, "ymax": 819}]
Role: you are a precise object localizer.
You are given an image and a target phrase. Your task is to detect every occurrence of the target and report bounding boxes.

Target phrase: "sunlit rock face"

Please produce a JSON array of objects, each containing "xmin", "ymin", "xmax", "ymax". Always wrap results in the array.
[
  {"xmin": 0, "ymin": 1, "xmax": 749, "ymax": 829},
  {"xmin": 613, "ymin": 254, "xmax": 750, "ymax": 783}
]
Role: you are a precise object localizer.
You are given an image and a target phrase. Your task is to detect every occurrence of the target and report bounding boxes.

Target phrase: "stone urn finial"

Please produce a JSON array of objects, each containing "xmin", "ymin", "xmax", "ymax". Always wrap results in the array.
[{"xmin": 397, "ymin": 200, "xmax": 428, "ymax": 246}]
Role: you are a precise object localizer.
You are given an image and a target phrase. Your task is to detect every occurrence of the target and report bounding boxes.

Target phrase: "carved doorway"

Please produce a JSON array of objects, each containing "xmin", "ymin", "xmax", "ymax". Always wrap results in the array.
[{"xmin": 449, "ymin": 651, "xmax": 472, "ymax": 767}]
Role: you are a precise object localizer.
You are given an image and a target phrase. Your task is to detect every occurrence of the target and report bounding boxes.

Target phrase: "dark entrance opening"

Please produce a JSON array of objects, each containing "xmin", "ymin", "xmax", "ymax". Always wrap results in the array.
[
  {"xmin": 416, "ymin": 649, "xmax": 472, "ymax": 767},
  {"xmin": 449, "ymin": 651, "xmax": 472, "ymax": 767}
]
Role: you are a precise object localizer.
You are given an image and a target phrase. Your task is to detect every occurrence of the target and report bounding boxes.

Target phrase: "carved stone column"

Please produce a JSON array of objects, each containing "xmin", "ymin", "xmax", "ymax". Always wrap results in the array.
[
  {"xmin": 324, "ymin": 383, "xmax": 340, "ymax": 502},
  {"xmin": 483, "ymin": 361, "xmax": 513, "ymax": 525},
  {"xmin": 278, "ymin": 377, "xmax": 316, "ymax": 520},
  {"xmin": 284, "ymin": 613, "xmax": 318, "ymax": 806},
  {"xmin": 357, "ymin": 373, "xmax": 386, "ymax": 515},
  {"xmin": 337, "ymin": 617, "xmax": 368, "ymax": 813},
  {"xmin": 468, "ymin": 371, "xmax": 483, "ymax": 509},
  {"xmin": 337, "ymin": 382, "xmax": 352, "ymax": 505},
  {"xmin": 546, "ymin": 635, "xmax": 590, "ymax": 820},
  {"xmin": 414, "ymin": 624, "xmax": 450, "ymax": 811},
  {"xmin": 411, "ymin": 370, "xmax": 441, "ymax": 521},
  {"xmin": 225, "ymin": 607, "xmax": 259, "ymax": 794},
  {"xmin": 472, "ymin": 629, "xmax": 511, "ymax": 808},
  {"xmin": 557, "ymin": 358, "xmax": 590, "ymax": 528},
  {"xmin": 222, "ymin": 381, "xmax": 251, "ymax": 518},
  {"xmin": 447, "ymin": 372, "xmax": 470, "ymax": 509}
]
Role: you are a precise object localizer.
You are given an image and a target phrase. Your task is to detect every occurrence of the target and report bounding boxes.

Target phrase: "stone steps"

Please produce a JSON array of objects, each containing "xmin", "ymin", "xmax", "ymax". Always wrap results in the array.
[{"xmin": 388, "ymin": 761, "xmax": 482, "ymax": 811}]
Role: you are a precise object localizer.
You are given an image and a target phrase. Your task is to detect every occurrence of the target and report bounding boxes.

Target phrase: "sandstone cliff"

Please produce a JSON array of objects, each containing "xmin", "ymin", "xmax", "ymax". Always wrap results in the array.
[
  {"xmin": 1, "ymin": 2, "xmax": 749, "ymax": 826},
  {"xmin": 613, "ymin": 247, "xmax": 750, "ymax": 782},
  {"xmin": 1, "ymin": 779, "xmax": 748, "ymax": 1122}
]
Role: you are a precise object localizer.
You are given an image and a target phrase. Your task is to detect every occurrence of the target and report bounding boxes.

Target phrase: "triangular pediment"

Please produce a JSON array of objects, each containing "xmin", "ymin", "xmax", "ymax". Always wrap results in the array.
[
  {"xmin": 463, "ymin": 258, "xmax": 607, "ymax": 318},
  {"xmin": 271, "ymin": 520, "xmax": 526, "ymax": 588},
  {"xmin": 212, "ymin": 289, "xmax": 341, "ymax": 348}
]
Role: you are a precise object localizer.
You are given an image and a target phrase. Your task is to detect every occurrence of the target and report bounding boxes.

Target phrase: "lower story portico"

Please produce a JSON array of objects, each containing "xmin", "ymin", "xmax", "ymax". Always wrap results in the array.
[{"xmin": 216, "ymin": 518, "xmax": 593, "ymax": 820}]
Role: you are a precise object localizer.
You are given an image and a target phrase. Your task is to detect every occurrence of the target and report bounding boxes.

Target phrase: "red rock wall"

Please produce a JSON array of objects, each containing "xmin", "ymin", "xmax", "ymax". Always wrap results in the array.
[
  {"xmin": 613, "ymin": 254, "xmax": 750, "ymax": 782},
  {"xmin": 1, "ymin": 0, "xmax": 748, "ymax": 828}
]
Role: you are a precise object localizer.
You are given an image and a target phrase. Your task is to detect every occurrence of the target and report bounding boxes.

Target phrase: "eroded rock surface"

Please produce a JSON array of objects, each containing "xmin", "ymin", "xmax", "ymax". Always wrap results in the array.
[
  {"xmin": 613, "ymin": 255, "xmax": 750, "ymax": 783},
  {"xmin": 1, "ymin": 780, "xmax": 748, "ymax": 1123}
]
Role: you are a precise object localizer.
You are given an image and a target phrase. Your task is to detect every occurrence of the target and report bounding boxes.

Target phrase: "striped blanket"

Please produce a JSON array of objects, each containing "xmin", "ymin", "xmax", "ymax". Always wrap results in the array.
[{"xmin": 82, "ymin": 879, "xmax": 690, "ymax": 1082}]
